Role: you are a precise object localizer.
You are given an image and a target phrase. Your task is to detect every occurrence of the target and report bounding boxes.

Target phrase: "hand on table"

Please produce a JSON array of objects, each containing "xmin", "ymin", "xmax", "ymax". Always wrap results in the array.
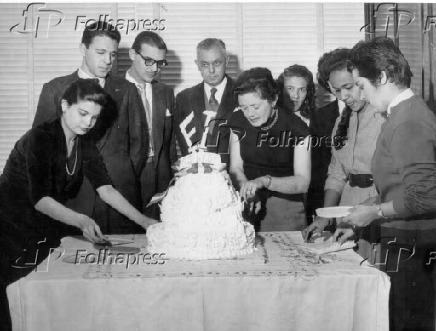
[
  {"xmin": 76, "ymin": 214, "xmax": 104, "ymax": 243},
  {"xmin": 301, "ymin": 217, "xmax": 332, "ymax": 242},
  {"xmin": 332, "ymin": 227, "xmax": 356, "ymax": 245}
]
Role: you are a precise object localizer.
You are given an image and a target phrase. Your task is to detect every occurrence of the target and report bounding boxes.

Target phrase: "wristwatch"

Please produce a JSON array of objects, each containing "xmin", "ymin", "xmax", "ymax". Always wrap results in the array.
[{"xmin": 376, "ymin": 204, "xmax": 388, "ymax": 219}]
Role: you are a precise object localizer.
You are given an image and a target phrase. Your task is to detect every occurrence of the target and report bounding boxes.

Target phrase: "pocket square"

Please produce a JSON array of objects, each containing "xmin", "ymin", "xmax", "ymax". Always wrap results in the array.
[{"xmin": 165, "ymin": 108, "xmax": 172, "ymax": 117}]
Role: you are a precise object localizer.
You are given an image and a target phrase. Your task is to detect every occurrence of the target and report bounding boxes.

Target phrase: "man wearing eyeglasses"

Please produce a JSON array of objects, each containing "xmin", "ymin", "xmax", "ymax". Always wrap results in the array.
[
  {"xmin": 174, "ymin": 38, "xmax": 238, "ymax": 165},
  {"xmin": 32, "ymin": 22, "xmax": 148, "ymax": 234},
  {"xmin": 126, "ymin": 31, "xmax": 176, "ymax": 218}
]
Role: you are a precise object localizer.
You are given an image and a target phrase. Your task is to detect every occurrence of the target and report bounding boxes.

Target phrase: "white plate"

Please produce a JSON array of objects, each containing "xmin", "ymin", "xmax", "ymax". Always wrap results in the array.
[{"xmin": 316, "ymin": 206, "xmax": 353, "ymax": 218}]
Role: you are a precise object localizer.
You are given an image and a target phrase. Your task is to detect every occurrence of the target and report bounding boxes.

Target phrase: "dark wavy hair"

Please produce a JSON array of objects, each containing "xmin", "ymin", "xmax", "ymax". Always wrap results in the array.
[
  {"xmin": 62, "ymin": 79, "xmax": 108, "ymax": 107},
  {"xmin": 233, "ymin": 67, "xmax": 279, "ymax": 103},
  {"xmin": 317, "ymin": 48, "xmax": 351, "ymax": 93},
  {"xmin": 316, "ymin": 48, "xmax": 355, "ymax": 150},
  {"xmin": 62, "ymin": 79, "xmax": 112, "ymax": 139},
  {"xmin": 81, "ymin": 21, "xmax": 121, "ymax": 47},
  {"xmin": 349, "ymin": 37, "xmax": 412, "ymax": 88},
  {"xmin": 132, "ymin": 31, "xmax": 167, "ymax": 53},
  {"xmin": 276, "ymin": 65, "xmax": 315, "ymax": 119}
]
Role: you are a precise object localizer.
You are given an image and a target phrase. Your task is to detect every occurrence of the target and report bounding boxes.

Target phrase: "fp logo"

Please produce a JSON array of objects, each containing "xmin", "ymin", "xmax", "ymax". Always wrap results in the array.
[
  {"xmin": 10, "ymin": 3, "xmax": 64, "ymax": 38},
  {"xmin": 360, "ymin": 3, "xmax": 414, "ymax": 38}
]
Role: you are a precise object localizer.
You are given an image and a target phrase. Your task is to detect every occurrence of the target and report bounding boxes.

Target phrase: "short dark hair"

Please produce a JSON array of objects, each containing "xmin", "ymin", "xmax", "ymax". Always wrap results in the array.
[
  {"xmin": 317, "ymin": 48, "xmax": 351, "ymax": 92},
  {"xmin": 132, "ymin": 31, "xmax": 167, "ymax": 53},
  {"xmin": 276, "ymin": 64, "xmax": 316, "ymax": 119},
  {"xmin": 233, "ymin": 67, "xmax": 279, "ymax": 103},
  {"xmin": 197, "ymin": 38, "xmax": 226, "ymax": 53},
  {"xmin": 349, "ymin": 37, "xmax": 412, "ymax": 88},
  {"xmin": 62, "ymin": 79, "xmax": 108, "ymax": 107},
  {"xmin": 81, "ymin": 22, "xmax": 121, "ymax": 48}
]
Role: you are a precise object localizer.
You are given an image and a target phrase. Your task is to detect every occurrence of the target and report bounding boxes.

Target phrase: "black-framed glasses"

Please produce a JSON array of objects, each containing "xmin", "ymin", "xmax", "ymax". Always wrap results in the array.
[{"xmin": 136, "ymin": 51, "xmax": 168, "ymax": 68}]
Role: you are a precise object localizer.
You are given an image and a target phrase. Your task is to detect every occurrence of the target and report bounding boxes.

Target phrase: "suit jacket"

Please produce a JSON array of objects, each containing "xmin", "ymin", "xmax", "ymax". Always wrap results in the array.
[
  {"xmin": 147, "ymin": 82, "xmax": 176, "ymax": 196},
  {"xmin": 174, "ymin": 76, "xmax": 238, "ymax": 165},
  {"xmin": 33, "ymin": 71, "xmax": 148, "ymax": 230},
  {"xmin": 306, "ymin": 100, "xmax": 340, "ymax": 216}
]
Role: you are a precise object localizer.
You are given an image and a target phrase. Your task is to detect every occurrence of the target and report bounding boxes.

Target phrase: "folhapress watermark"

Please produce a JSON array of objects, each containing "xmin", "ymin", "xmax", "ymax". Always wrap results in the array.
[
  {"xmin": 10, "ymin": 2, "xmax": 64, "ymax": 38},
  {"xmin": 360, "ymin": 3, "xmax": 415, "ymax": 38},
  {"xmin": 75, "ymin": 14, "xmax": 165, "ymax": 35},
  {"xmin": 74, "ymin": 249, "xmax": 167, "ymax": 269},
  {"xmin": 10, "ymin": 3, "xmax": 165, "ymax": 38}
]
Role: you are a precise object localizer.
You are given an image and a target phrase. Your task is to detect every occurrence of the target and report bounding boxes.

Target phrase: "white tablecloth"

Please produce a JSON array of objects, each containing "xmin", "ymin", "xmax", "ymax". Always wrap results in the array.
[{"xmin": 8, "ymin": 232, "xmax": 390, "ymax": 331}]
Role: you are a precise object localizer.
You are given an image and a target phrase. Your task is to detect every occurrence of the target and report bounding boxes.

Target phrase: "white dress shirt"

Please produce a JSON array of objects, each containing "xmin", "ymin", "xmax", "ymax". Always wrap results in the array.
[{"xmin": 77, "ymin": 67, "xmax": 105, "ymax": 88}]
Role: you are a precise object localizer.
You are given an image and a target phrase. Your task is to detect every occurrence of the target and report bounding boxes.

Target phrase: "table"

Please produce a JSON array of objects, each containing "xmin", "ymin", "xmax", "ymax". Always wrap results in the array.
[{"xmin": 7, "ymin": 232, "xmax": 390, "ymax": 331}]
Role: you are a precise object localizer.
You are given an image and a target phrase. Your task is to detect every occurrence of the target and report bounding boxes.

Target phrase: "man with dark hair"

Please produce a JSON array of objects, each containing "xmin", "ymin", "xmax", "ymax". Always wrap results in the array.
[
  {"xmin": 306, "ymin": 49, "xmax": 346, "ymax": 222},
  {"xmin": 33, "ymin": 21, "xmax": 148, "ymax": 234},
  {"xmin": 126, "ymin": 31, "xmax": 176, "ymax": 218},
  {"xmin": 174, "ymin": 38, "xmax": 238, "ymax": 165}
]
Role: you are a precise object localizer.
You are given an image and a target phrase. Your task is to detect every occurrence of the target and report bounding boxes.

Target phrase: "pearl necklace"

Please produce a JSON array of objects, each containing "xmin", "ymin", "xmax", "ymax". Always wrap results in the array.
[
  {"xmin": 261, "ymin": 108, "xmax": 278, "ymax": 131},
  {"xmin": 65, "ymin": 140, "xmax": 78, "ymax": 176}
]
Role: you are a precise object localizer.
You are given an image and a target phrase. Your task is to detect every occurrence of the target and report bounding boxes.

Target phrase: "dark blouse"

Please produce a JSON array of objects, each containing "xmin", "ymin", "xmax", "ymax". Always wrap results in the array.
[
  {"xmin": 372, "ymin": 95, "xmax": 436, "ymax": 228},
  {"xmin": 229, "ymin": 107, "xmax": 309, "ymax": 180},
  {"xmin": 0, "ymin": 118, "xmax": 112, "ymax": 258}
]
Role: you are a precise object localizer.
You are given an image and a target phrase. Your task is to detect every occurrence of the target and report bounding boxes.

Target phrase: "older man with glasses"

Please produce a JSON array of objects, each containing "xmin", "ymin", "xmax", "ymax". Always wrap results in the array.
[
  {"xmin": 174, "ymin": 38, "xmax": 238, "ymax": 166},
  {"xmin": 126, "ymin": 31, "xmax": 176, "ymax": 219}
]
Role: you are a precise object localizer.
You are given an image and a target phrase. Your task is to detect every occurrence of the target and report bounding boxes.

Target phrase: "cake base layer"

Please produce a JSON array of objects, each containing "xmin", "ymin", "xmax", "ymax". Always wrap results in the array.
[{"xmin": 147, "ymin": 221, "xmax": 255, "ymax": 260}]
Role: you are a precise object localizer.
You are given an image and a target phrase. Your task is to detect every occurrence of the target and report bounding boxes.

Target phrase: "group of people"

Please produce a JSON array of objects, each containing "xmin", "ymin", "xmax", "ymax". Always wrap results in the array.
[{"xmin": 0, "ymin": 20, "xmax": 435, "ymax": 331}]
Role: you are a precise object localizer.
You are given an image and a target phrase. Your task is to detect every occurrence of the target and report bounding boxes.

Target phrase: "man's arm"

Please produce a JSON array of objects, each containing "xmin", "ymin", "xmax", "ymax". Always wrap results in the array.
[{"xmin": 33, "ymin": 83, "xmax": 59, "ymax": 127}]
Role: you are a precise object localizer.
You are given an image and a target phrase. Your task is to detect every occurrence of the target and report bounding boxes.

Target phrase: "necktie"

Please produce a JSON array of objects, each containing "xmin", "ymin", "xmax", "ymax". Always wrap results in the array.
[
  {"xmin": 208, "ymin": 88, "xmax": 219, "ymax": 133},
  {"xmin": 140, "ymin": 85, "xmax": 154, "ymax": 157},
  {"xmin": 209, "ymin": 88, "xmax": 219, "ymax": 112}
]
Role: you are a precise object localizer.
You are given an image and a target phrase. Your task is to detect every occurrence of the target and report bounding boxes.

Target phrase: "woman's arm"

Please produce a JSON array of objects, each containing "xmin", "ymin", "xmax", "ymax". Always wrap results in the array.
[
  {"xmin": 96, "ymin": 185, "xmax": 157, "ymax": 230},
  {"xmin": 264, "ymin": 136, "xmax": 311, "ymax": 194},
  {"xmin": 35, "ymin": 197, "xmax": 103, "ymax": 242},
  {"xmin": 229, "ymin": 130, "xmax": 248, "ymax": 191}
]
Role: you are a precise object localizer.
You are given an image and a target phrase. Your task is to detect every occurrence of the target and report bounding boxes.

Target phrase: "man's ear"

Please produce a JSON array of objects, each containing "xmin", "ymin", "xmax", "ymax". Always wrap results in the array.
[
  {"xmin": 61, "ymin": 99, "xmax": 68, "ymax": 113},
  {"xmin": 225, "ymin": 55, "xmax": 230, "ymax": 68},
  {"xmin": 79, "ymin": 43, "xmax": 87, "ymax": 57},
  {"xmin": 128, "ymin": 49, "xmax": 136, "ymax": 61},
  {"xmin": 380, "ymin": 71, "xmax": 388, "ymax": 85},
  {"xmin": 194, "ymin": 59, "xmax": 199, "ymax": 70}
]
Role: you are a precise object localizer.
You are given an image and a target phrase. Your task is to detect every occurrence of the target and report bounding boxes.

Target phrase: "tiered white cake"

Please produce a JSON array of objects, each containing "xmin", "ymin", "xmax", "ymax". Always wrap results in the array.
[{"xmin": 146, "ymin": 150, "xmax": 255, "ymax": 260}]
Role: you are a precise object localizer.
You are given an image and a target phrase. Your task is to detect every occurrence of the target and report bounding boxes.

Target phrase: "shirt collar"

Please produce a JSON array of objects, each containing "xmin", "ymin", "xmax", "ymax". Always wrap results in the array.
[
  {"xmin": 386, "ymin": 88, "xmax": 414, "ymax": 115},
  {"xmin": 126, "ymin": 70, "xmax": 151, "ymax": 91},
  {"xmin": 77, "ymin": 67, "xmax": 105, "ymax": 88},
  {"xmin": 204, "ymin": 76, "xmax": 227, "ymax": 103}
]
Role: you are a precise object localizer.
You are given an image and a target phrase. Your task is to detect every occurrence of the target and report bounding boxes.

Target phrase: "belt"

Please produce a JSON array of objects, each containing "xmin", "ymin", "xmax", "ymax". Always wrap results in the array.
[{"xmin": 348, "ymin": 174, "xmax": 373, "ymax": 188}]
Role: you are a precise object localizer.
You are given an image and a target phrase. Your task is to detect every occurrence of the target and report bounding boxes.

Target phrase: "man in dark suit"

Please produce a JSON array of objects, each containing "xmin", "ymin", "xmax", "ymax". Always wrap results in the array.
[
  {"xmin": 174, "ymin": 38, "xmax": 238, "ymax": 165},
  {"xmin": 306, "ymin": 50, "xmax": 345, "ymax": 223},
  {"xmin": 125, "ymin": 31, "xmax": 176, "ymax": 218},
  {"xmin": 33, "ymin": 22, "xmax": 148, "ymax": 234}
]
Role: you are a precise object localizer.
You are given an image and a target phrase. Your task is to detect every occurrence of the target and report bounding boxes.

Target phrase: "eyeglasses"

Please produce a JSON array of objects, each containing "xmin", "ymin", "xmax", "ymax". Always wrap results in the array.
[{"xmin": 136, "ymin": 52, "xmax": 168, "ymax": 68}]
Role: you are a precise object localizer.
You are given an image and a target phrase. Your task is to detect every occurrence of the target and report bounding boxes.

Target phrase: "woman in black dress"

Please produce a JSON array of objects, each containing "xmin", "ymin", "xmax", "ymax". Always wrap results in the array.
[
  {"xmin": 229, "ymin": 67, "xmax": 311, "ymax": 232},
  {"xmin": 0, "ymin": 79, "xmax": 156, "ymax": 330}
]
